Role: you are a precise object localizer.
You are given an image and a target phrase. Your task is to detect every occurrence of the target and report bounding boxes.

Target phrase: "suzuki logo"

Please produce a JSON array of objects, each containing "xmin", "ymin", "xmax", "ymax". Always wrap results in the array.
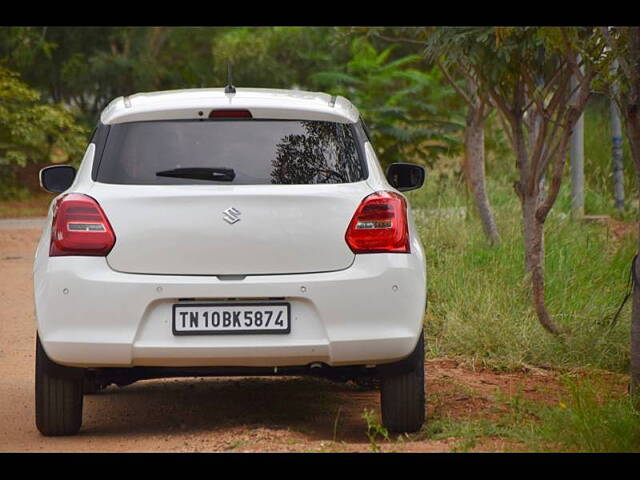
[{"xmin": 222, "ymin": 207, "xmax": 241, "ymax": 225}]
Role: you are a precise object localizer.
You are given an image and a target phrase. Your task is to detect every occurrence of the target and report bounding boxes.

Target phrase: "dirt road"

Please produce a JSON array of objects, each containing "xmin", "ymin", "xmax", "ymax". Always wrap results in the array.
[{"xmin": 0, "ymin": 226, "xmax": 613, "ymax": 452}]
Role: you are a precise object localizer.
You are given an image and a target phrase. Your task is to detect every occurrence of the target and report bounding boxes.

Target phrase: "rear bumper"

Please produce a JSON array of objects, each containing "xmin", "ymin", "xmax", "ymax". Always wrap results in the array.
[{"xmin": 34, "ymin": 252, "xmax": 426, "ymax": 368}]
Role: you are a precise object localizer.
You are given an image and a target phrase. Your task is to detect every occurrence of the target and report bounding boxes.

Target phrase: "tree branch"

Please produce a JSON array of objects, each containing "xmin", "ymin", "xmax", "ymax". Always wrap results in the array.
[
  {"xmin": 599, "ymin": 26, "xmax": 635, "ymax": 82},
  {"xmin": 436, "ymin": 59, "xmax": 474, "ymax": 106},
  {"xmin": 536, "ymin": 83, "xmax": 592, "ymax": 223},
  {"xmin": 373, "ymin": 33, "xmax": 426, "ymax": 46}
]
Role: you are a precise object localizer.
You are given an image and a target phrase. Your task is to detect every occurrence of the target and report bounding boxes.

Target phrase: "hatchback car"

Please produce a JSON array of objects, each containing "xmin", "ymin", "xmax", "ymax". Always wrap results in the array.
[{"xmin": 34, "ymin": 87, "xmax": 427, "ymax": 436}]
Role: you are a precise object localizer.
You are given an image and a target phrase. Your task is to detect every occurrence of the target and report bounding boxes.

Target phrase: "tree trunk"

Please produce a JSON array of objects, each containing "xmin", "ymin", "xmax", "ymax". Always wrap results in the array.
[
  {"xmin": 611, "ymin": 59, "xmax": 626, "ymax": 211},
  {"xmin": 626, "ymin": 104, "xmax": 640, "ymax": 402},
  {"xmin": 632, "ymin": 249, "xmax": 640, "ymax": 403},
  {"xmin": 512, "ymin": 110, "xmax": 564, "ymax": 336},
  {"xmin": 464, "ymin": 103, "xmax": 500, "ymax": 246},
  {"xmin": 522, "ymin": 195, "xmax": 563, "ymax": 335},
  {"xmin": 570, "ymin": 64, "xmax": 585, "ymax": 218}
]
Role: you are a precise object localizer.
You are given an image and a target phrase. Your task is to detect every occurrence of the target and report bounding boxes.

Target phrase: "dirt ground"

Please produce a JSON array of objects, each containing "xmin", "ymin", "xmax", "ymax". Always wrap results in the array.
[{"xmin": 0, "ymin": 227, "xmax": 626, "ymax": 452}]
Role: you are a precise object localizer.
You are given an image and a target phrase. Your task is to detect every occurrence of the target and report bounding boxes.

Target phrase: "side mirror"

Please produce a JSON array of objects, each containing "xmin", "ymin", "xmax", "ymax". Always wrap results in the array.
[
  {"xmin": 386, "ymin": 163, "xmax": 425, "ymax": 192},
  {"xmin": 39, "ymin": 165, "xmax": 76, "ymax": 193}
]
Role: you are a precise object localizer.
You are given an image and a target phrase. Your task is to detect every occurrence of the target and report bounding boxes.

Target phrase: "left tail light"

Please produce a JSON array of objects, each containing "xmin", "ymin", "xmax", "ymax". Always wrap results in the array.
[{"xmin": 49, "ymin": 193, "xmax": 116, "ymax": 257}]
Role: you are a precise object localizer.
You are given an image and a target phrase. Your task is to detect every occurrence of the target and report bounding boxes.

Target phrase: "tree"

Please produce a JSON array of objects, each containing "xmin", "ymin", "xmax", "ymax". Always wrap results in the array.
[
  {"xmin": 0, "ymin": 27, "xmax": 358, "ymax": 126},
  {"xmin": 609, "ymin": 59, "xmax": 626, "ymax": 212},
  {"xmin": 0, "ymin": 66, "xmax": 87, "ymax": 166},
  {"xmin": 210, "ymin": 27, "xmax": 351, "ymax": 90},
  {"xmin": 598, "ymin": 26, "xmax": 640, "ymax": 401},
  {"xmin": 360, "ymin": 26, "xmax": 501, "ymax": 246},
  {"xmin": 426, "ymin": 27, "xmax": 604, "ymax": 335},
  {"xmin": 434, "ymin": 59, "xmax": 501, "ymax": 245},
  {"xmin": 0, "ymin": 67, "xmax": 87, "ymax": 198},
  {"xmin": 310, "ymin": 36, "xmax": 463, "ymax": 169},
  {"xmin": 0, "ymin": 27, "xmax": 232, "ymax": 124}
]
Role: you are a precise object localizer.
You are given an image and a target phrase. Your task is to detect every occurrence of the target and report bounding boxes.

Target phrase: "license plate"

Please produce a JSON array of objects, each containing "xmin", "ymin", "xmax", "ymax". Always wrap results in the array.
[{"xmin": 172, "ymin": 302, "xmax": 290, "ymax": 335}]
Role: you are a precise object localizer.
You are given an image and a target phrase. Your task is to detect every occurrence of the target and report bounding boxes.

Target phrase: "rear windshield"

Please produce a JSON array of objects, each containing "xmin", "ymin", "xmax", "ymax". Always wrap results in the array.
[{"xmin": 96, "ymin": 119, "xmax": 366, "ymax": 185}]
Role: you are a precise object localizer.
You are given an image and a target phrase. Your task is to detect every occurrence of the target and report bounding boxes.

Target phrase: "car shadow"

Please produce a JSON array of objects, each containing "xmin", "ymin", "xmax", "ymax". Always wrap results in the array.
[{"xmin": 81, "ymin": 376, "xmax": 380, "ymax": 442}]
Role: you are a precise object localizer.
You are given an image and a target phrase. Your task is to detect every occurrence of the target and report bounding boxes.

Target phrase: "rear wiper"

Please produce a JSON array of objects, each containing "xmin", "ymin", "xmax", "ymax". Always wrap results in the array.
[{"xmin": 156, "ymin": 167, "xmax": 236, "ymax": 181}]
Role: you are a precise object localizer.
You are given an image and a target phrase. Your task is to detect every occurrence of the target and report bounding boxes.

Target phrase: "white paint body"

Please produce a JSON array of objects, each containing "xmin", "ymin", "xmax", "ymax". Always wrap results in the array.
[{"xmin": 34, "ymin": 88, "xmax": 427, "ymax": 368}]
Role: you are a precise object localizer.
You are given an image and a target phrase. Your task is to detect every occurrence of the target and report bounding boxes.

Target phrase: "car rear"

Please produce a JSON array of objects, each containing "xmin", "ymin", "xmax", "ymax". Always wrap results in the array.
[{"xmin": 33, "ymin": 88, "xmax": 427, "ymax": 435}]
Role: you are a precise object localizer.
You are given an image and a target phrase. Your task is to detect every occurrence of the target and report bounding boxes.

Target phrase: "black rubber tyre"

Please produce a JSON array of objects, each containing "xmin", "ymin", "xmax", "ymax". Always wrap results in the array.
[
  {"xmin": 35, "ymin": 335, "xmax": 84, "ymax": 436},
  {"xmin": 380, "ymin": 333, "xmax": 425, "ymax": 433}
]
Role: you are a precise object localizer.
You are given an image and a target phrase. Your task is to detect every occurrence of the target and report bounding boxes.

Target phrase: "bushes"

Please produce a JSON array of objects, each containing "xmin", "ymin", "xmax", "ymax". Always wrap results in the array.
[{"xmin": 0, "ymin": 67, "xmax": 87, "ymax": 200}]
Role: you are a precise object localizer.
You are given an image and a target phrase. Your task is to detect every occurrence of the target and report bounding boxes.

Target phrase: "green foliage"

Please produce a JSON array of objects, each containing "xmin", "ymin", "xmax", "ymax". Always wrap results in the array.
[
  {"xmin": 362, "ymin": 408, "xmax": 389, "ymax": 452},
  {"xmin": 409, "ymin": 175, "xmax": 635, "ymax": 372},
  {"xmin": 1, "ymin": 27, "xmax": 223, "ymax": 123},
  {"xmin": 593, "ymin": 27, "xmax": 640, "ymax": 100},
  {"xmin": 422, "ymin": 415, "xmax": 521, "ymax": 452},
  {"xmin": 423, "ymin": 376, "xmax": 640, "ymax": 452},
  {"xmin": 211, "ymin": 27, "xmax": 350, "ymax": 90},
  {"xmin": 0, "ymin": 66, "xmax": 87, "ymax": 166},
  {"xmin": 0, "ymin": 27, "xmax": 355, "ymax": 125},
  {"xmin": 426, "ymin": 27, "xmax": 602, "ymax": 97},
  {"xmin": 310, "ymin": 36, "xmax": 464, "ymax": 168},
  {"xmin": 0, "ymin": 27, "xmax": 466, "ymax": 173},
  {"xmin": 0, "ymin": 66, "xmax": 87, "ymax": 199},
  {"xmin": 529, "ymin": 378, "xmax": 640, "ymax": 452}
]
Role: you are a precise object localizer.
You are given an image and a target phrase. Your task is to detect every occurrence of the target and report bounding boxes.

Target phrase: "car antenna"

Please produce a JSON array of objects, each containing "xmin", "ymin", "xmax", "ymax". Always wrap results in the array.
[{"xmin": 224, "ymin": 63, "xmax": 236, "ymax": 94}]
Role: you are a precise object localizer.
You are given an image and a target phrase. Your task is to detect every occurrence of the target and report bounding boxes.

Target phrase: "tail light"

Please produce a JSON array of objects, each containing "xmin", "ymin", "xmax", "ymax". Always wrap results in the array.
[
  {"xmin": 345, "ymin": 191, "xmax": 410, "ymax": 253},
  {"xmin": 50, "ymin": 193, "xmax": 116, "ymax": 257}
]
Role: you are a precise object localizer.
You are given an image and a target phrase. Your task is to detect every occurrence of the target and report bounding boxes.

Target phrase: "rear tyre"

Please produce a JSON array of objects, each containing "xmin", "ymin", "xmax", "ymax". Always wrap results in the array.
[
  {"xmin": 380, "ymin": 333, "xmax": 425, "ymax": 433},
  {"xmin": 35, "ymin": 335, "xmax": 84, "ymax": 436}
]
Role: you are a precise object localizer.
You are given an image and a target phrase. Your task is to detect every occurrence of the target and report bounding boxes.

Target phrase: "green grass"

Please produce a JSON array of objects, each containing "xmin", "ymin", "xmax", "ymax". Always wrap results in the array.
[
  {"xmin": 405, "ymin": 97, "xmax": 638, "ymax": 373},
  {"xmin": 415, "ymin": 377, "xmax": 639, "ymax": 452},
  {"xmin": 403, "ymin": 133, "xmax": 639, "ymax": 451},
  {"xmin": 527, "ymin": 378, "xmax": 640, "ymax": 452},
  {"xmin": 419, "ymin": 415, "xmax": 520, "ymax": 452},
  {"xmin": 408, "ymin": 169, "xmax": 636, "ymax": 374},
  {"xmin": 413, "ymin": 182, "xmax": 635, "ymax": 372}
]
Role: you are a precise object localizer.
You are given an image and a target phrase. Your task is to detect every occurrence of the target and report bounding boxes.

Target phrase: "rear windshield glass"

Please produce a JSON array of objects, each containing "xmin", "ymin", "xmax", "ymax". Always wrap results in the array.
[{"xmin": 96, "ymin": 120, "xmax": 366, "ymax": 185}]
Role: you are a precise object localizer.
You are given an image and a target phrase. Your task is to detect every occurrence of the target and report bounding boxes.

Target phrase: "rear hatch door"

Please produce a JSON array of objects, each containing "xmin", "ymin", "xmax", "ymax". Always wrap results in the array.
[{"xmin": 91, "ymin": 118, "xmax": 371, "ymax": 275}]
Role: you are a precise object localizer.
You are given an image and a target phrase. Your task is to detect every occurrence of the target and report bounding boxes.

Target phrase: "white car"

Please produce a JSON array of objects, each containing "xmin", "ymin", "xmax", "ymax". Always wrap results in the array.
[{"xmin": 34, "ymin": 87, "xmax": 427, "ymax": 436}]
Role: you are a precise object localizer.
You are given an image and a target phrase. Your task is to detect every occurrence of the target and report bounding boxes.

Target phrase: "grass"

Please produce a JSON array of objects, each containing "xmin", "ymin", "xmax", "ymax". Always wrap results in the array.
[
  {"xmin": 527, "ymin": 378, "xmax": 640, "ymax": 452},
  {"xmin": 400, "ymin": 100, "xmax": 640, "ymax": 451},
  {"xmin": 413, "ymin": 365, "xmax": 638, "ymax": 453},
  {"xmin": 415, "ymin": 376, "xmax": 640, "ymax": 452},
  {"xmin": 405, "ymin": 95, "xmax": 638, "ymax": 373},
  {"xmin": 409, "ymin": 176, "xmax": 635, "ymax": 372},
  {"xmin": 421, "ymin": 416, "xmax": 520, "ymax": 452}
]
